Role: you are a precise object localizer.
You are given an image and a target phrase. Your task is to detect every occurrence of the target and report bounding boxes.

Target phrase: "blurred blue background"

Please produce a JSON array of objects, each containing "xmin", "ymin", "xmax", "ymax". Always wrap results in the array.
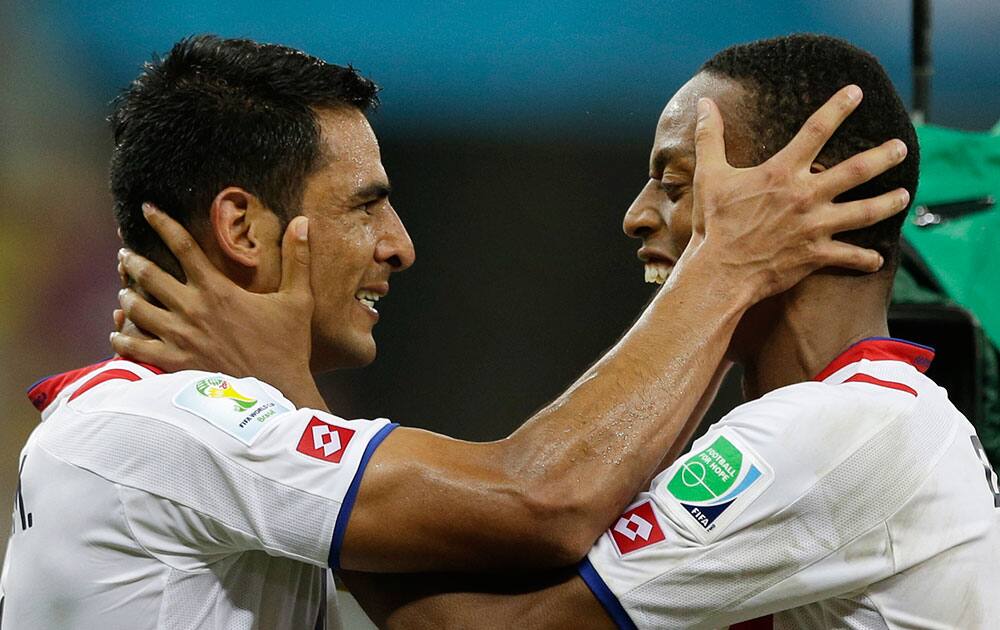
[
  {"xmin": 1, "ymin": 2, "xmax": 997, "ymax": 612},
  {"xmin": 20, "ymin": 0, "xmax": 1000, "ymax": 133}
]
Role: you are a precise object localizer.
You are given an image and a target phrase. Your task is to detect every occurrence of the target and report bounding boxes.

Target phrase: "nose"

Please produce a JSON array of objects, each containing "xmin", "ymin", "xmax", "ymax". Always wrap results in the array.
[
  {"xmin": 376, "ymin": 204, "xmax": 416, "ymax": 271},
  {"xmin": 623, "ymin": 180, "xmax": 664, "ymax": 240}
]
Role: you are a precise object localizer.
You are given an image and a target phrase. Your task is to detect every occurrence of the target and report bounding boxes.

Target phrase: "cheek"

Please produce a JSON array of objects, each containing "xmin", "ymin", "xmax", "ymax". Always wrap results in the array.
[{"xmin": 666, "ymin": 201, "xmax": 695, "ymax": 248}]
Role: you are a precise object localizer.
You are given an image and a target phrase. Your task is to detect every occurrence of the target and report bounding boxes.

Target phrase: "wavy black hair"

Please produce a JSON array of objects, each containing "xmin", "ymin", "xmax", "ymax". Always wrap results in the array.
[{"xmin": 110, "ymin": 34, "xmax": 379, "ymax": 278}]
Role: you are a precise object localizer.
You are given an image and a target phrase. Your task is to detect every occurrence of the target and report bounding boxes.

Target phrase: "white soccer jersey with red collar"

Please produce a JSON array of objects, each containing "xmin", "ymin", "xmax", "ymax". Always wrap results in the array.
[
  {"xmin": 1, "ymin": 359, "xmax": 395, "ymax": 630},
  {"xmin": 581, "ymin": 338, "xmax": 1000, "ymax": 629}
]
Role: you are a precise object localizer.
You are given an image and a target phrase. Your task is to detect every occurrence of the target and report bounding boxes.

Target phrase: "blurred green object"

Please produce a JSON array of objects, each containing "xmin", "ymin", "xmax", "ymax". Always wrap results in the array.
[{"xmin": 892, "ymin": 122, "xmax": 1000, "ymax": 463}]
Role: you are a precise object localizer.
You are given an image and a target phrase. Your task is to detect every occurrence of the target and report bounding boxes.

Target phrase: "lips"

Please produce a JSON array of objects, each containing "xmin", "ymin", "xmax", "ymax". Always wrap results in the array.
[
  {"xmin": 637, "ymin": 248, "xmax": 675, "ymax": 285},
  {"xmin": 355, "ymin": 289, "xmax": 382, "ymax": 309}
]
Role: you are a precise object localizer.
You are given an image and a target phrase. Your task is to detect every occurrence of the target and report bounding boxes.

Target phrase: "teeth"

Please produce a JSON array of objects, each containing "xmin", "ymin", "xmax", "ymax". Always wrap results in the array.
[
  {"xmin": 644, "ymin": 263, "xmax": 673, "ymax": 285},
  {"xmin": 355, "ymin": 290, "xmax": 382, "ymax": 309}
]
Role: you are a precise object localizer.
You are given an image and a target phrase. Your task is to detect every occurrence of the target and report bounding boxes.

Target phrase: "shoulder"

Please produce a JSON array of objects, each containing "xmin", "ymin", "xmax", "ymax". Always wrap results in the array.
[
  {"xmin": 651, "ymin": 380, "xmax": 923, "ymax": 544},
  {"xmin": 64, "ymin": 368, "xmax": 295, "ymax": 440},
  {"xmin": 718, "ymin": 379, "xmax": 917, "ymax": 467}
]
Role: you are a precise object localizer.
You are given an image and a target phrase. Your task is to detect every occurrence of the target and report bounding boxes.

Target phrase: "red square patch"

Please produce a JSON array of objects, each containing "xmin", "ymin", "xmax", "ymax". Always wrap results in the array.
[
  {"xmin": 609, "ymin": 500, "xmax": 665, "ymax": 556},
  {"xmin": 296, "ymin": 416, "xmax": 356, "ymax": 464}
]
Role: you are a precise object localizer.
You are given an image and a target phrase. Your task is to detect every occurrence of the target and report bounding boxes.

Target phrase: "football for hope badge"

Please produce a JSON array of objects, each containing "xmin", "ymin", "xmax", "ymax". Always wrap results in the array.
[
  {"xmin": 663, "ymin": 433, "xmax": 772, "ymax": 542},
  {"xmin": 174, "ymin": 376, "xmax": 290, "ymax": 445}
]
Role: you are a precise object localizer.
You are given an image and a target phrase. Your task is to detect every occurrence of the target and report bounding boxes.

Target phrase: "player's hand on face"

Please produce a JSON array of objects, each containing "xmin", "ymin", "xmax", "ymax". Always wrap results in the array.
[
  {"xmin": 111, "ymin": 203, "xmax": 315, "ymax": 388},
  {"xmin": 685, "ymin": 85, "xmax": 910, "ymax": 302}
]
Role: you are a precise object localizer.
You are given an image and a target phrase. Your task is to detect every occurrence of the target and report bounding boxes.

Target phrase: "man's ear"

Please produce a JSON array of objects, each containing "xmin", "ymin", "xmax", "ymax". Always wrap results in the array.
[{"xmin": 209, "ymin": 187, "xmax": 278, "ymax": 269}]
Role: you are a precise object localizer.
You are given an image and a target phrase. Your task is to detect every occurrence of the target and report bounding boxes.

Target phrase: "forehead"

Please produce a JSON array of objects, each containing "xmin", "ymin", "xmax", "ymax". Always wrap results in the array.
[
  {"xmin": 306, "ymin": 107, "xmax": 386, "ymax": 198},
  {"xmin": 651, "ymin": 72, "xmax": 751, "ymax": 172}
]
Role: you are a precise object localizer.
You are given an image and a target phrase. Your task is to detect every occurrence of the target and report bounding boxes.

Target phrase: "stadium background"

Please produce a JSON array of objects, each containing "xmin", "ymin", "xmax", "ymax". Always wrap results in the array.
[{"xmin": 1, "ymin": 1, "xmax": 997, "ymax": 625}]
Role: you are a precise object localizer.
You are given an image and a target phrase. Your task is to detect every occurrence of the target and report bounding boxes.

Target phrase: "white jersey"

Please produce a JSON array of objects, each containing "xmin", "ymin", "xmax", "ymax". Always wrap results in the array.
[
  {"xmin": 0, "ymin": 359, "xmax": 396, "ymax": 630},
  {"xmin": 581, "ymin": 338, "xmax": 1000, "ymax": 630}
]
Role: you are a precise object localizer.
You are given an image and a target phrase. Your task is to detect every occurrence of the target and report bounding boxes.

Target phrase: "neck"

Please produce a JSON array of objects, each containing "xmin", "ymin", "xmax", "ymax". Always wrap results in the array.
[{"xmin": 737, "ymin": 271, "xmax": 892, "ymax": 399}]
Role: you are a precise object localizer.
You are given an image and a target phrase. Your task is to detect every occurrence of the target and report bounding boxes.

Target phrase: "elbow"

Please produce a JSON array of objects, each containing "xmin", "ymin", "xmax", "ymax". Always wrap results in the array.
[{"xmin": 514, "ymin": 480, "xmax": 604, "ymax": 566}]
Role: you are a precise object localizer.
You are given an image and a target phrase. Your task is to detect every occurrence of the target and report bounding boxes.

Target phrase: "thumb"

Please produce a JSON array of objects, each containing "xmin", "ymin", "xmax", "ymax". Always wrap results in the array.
[
  {"xmin": 693, "ymin": 97, "xmax": 727, "ymax": 173},
  {"xmin": 280, "ymin": 216, "xmax": 311, "ymax": 296}
]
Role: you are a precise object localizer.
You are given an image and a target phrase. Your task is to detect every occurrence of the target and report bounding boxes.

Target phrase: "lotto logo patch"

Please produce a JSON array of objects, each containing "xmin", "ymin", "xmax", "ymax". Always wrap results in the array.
[
  {"xmin": 609, "ymin": 501, "xmax": 665, "ymax": 556},
  {"xmin": 664, "ymin": 433, "xmax": 772, "ymax": 541},
  {"xmin": 296, "ymin": 416, "xmax": 355, "ymax": 463}
]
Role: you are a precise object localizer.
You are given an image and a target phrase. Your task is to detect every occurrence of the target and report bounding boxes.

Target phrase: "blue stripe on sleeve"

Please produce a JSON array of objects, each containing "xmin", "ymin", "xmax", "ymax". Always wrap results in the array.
[
  {"xmin": 578, "ymin": 556, "xmax": 638, "ymax": 630},
  {"xmin": 328, "ymin": 421, "xmax": 399, "ymax": 570}
]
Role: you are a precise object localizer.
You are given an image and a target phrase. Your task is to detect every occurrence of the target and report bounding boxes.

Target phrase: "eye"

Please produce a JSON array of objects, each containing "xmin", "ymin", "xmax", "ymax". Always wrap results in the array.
[
  {"xmin": 659, "ymin": 180, "xmax": 687, "ymax": 202},
  {"xmin": 356, "ymin": 201, "xmax": 374, "ymax": 215}
]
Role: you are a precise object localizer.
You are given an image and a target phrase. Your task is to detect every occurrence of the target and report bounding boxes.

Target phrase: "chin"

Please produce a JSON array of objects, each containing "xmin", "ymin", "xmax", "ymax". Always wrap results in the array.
[{"xmin": 310, "ymin": 334, "xmax": 377, "ymax": 373}]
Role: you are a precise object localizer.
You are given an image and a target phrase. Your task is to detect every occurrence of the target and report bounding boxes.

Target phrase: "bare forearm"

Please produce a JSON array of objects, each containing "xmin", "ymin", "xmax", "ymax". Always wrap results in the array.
[
  {"xmin": 341, "ymin": 568, "xmax": 610, "ymax": 630},
  {"xmin": 502, "ymin": 249, "xmax": 752, "ymax": 552}
]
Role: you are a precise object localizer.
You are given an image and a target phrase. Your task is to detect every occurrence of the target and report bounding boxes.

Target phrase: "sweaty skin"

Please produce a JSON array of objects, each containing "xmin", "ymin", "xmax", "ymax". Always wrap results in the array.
[
  {"xmin": 112, "ymin": 86, "xmax": 909, "ymax": 575},
  {"xmin": 335, "ymin": 76, "xmax": 915, "ymax": 628}
]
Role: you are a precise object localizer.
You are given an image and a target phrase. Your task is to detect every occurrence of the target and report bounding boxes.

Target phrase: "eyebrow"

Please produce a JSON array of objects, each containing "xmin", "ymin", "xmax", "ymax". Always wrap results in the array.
[
  {"xmin": 650, "ymin": 145, "xmax": 678, "ymax": 176},
  {"xmin": 352, "ymin": 181, "xmax": 392, "ymax": 202}
]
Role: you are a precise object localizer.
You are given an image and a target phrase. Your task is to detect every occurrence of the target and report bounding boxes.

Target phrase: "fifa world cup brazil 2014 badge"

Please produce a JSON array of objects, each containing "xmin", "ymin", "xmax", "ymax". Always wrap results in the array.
[
  {"xmin": 174, "ymin": 376, "xmax": 291, "ymax": 445},
  {"xmin": 663, "ymin": 433, "xmax": 773, "ymax": 543},
  {"xmin": 196, "ymin": 378, "xmax": 258, "ymax": 411}
]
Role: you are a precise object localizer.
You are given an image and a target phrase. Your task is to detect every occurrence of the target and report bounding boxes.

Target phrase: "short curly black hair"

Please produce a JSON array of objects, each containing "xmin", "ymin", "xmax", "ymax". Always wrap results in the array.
[
  {"xmin": 701, "ymin": 34, "xmax": 919, "ymax": 270},
  {"xmin": 110, "ymin": 34, "xmax": 380, "ymax": 279}
]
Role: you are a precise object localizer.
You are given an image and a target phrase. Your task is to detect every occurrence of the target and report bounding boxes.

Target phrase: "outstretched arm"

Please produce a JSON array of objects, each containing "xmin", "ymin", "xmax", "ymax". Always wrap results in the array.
[
  {"xmin": 112, "ymin": 87, "xmax": 910, "ymax": 573},
  {"xmin": 340, "ymin": 569, "xmax": 607, "ymax": 630}
]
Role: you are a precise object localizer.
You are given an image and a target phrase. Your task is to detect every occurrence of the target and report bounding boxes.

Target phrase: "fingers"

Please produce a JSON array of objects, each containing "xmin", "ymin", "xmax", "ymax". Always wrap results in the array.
[
  {"xmin": 279, "ymin": 216, "xmax": 311, "ymax": 296},
  {"xmin": 817, "ymin": 139, "xmax": 908, "ymax": 197},
  {"xmin": 826, "ymin": 188, "xmax": 911, "ymax": 234},
  {"xmin": 119, "ymin": 248, "xmax": 189, "ymax": 313},
  {"xmin": 140, "ymin": 203, "xmax": 214, "ymax": 285},
  {"xmin": 110, "ymin": 334, "xmax": 185, "ymax": 372},
  {"xmin": 814, "ymin": 240, "xmax": 884, "ymax": 274},
  {"xmin": 118, "ymin": 288, "xmax": 179, "ymax": 339},
  {"xmin": 113, "ymin": 309, "xmax": 125, "ymax": 333},
  {"xmin": 117, "ymin": 259, "xmax": 129, "ymax": 289},
  {"xmin": 779, "ymin": 85, "xmax": 863, "ymax": 165},
  {"xmin": 693, "ymin": 98, "xmax": 728, "ymax": 174}
]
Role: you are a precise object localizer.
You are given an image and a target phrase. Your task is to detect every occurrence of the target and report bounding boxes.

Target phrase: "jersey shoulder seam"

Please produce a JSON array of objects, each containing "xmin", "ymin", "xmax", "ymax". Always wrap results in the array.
[{"xmin": 37, "ymin": 409, "xmax": 344, "ymax": 509}]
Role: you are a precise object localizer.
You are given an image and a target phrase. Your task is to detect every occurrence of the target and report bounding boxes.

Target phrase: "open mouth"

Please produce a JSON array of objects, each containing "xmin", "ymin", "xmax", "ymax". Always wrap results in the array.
[
  {"xmin": 355, "ymin": 289, "xmax": 382, "ymax": 311},
  {"xmin": 644, "ymin": 262, "xmax": 673, "ymax": 285}
]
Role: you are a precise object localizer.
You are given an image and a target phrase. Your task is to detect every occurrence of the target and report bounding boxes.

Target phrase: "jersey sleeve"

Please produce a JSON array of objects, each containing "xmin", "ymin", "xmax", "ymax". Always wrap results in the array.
[
  {"xmin": 578, "ymin": 381, "xmax": 947, "ymax": 629},
  {"xmin": 38, "ymin": 371, "xmax": 396, "ymax": 570}
]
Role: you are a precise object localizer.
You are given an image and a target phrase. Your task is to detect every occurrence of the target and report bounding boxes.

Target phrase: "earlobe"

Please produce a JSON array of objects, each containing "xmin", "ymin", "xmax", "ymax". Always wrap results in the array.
[{"xmin": 210, "ymin": 187, "xmax": 258, "ymax": 268}]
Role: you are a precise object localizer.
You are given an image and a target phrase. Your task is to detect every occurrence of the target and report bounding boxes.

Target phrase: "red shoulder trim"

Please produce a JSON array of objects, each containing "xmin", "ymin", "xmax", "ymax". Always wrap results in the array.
[
  {"xmin": 27, "ymin": 360, "xmax": 163, "ymax": 412},
  {"xmin": 814, "ymin": 337, "xmax": 935, "ymax": 382},
  {"xmin": 844, "ymin": 373, "xmax": 918, "ymax": 397},
  {"xmin": 68, "ymin": 369, "xmax": 144, "ymax": 403}
]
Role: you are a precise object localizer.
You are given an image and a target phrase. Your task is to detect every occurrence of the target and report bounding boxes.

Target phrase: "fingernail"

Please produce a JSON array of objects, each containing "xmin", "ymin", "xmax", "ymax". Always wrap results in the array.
[
  {"xmin": 894, "ymin": 140, "xmax": 907, "ymax": 159},
  {"xmin": 141, "ymin": 203, "xmax": 156, "ymax": 217},
  {"xmin": 877, "ymin": 254, "xmax": 884, "ymax": 268},
  {"xmin": 846, "ymin": 85, "xmax": 862, "ymax": 102},
  {"xmin": 118, "ymin": 248, "xmax": 127, "ymax": 260},
  {"xmin": 697, "ymin": 98, "xmax": 710, "ymax": 122},
  {"xmin": 899, "ymin": 189, "xmax": 910, "ymax": 205},
  {"xmin": 296, "ymin": 217, "xmax": 309, "ymax": 241},
  {"xmin": 109, "ymin": 331, "xmax": 117, "ymax": 343},
  {"xmin": 118, "ymin": 288, "xmax": 128, "ymax": 299}
]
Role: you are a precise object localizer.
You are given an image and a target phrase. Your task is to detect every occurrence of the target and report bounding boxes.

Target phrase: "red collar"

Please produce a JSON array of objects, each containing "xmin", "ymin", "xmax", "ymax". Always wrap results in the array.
[
  {"xmin": 27, "ymin": 359, "xmax": 163, "ymax": 412},
  {"xmin": 813, "ymin": 337, "xmax": 935, "ymax": 382}
]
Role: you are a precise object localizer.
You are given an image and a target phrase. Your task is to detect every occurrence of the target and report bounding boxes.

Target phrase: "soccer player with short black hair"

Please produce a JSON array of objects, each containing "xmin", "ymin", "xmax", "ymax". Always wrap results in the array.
[
  {"xmin": 334, "ymin": 35, "xmax": 999, "ymax": 629},
  {"xmin": 1, "ymin": 34, "xmax": 916, "ymax": 629}
]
